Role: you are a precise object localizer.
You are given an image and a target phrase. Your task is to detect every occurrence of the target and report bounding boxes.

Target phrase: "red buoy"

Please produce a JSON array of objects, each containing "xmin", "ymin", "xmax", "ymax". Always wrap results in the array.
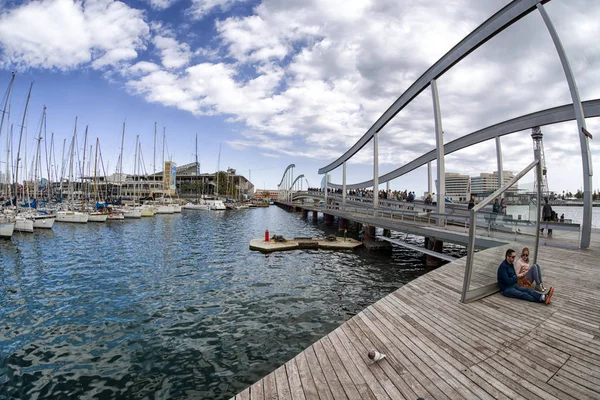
[{"xmin": 265, "ymin": 229, "xmax": 269, "ymax": 242}]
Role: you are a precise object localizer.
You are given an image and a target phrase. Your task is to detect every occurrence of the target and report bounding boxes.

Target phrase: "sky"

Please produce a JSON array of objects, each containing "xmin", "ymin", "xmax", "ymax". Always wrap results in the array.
[{"xmin": 0, "ymin": 0, "xmax": 599, "ymax": 195}]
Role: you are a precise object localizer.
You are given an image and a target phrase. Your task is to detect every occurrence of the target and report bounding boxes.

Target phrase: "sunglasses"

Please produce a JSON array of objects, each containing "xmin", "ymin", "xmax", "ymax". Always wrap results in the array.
[{"xmin": 521, "ymin": 254, "xmax": 529, "ymax": 258}]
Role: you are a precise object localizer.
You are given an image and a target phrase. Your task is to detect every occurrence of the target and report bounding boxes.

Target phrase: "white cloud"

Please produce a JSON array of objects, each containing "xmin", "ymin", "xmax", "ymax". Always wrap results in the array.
[
  {"xmin": 148, "ymin": 0, "xmax": 179, "ymax": 10},
  {"xmin": 188, "ymin": 0, "xmax": 247, "ymax": 21},
  {"xmin": 153, "ymin": 35, "xmax": 192, "ymax": 69},
  {"xmin": 0, "ymin": 0, "xmax": 149, "ymax": 70}
]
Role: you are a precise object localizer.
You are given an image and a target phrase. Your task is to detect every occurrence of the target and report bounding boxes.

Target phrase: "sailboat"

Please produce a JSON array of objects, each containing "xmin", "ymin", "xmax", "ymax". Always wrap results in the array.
[
  {"xmin": 81, "ymin": 127, "xmax": 107, "ymax": 222},
  {"xmin": 121, "ymin": 134, "xmax": 141, "ymax": 218},
  {"xmin": 11, "ymin": 81, "xmax": 34, "ymax": 233},
  {"xmin": 0, "ymin": 73, "xmax": 16, "ymax": 238},
  {"xmin": 183, "ymin": 134, "xmax": 209, "ymax": 210},
  {"xmin": 22, "ymin": 106, "xmax": 55, "ymax": 229},
  {"xmin": 56, "ymin": 117, "xmax": 88, "ymax": 223}
]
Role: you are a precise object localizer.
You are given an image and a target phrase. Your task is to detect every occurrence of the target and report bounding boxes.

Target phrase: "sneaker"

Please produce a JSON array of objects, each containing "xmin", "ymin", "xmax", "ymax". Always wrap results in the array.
[
  {"xmin": 540, "ymin": 284, "xmax": 547, "ymax": 292},
  {"xmin": 544, "ymin": 287, "xmax": 554, "ymax": 305},
  {"xmin": 534, "ymin": 284, "xmax": 543, "ymax": 292}
]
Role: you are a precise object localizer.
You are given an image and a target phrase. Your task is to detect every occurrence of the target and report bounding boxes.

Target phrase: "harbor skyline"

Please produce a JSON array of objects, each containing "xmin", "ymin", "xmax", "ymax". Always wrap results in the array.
[{"xmin": 0, "ymin": 0, "xmax": 599, "ymax": 195}]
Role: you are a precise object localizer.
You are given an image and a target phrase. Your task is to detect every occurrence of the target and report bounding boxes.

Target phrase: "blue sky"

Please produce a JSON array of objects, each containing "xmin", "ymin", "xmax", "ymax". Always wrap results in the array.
[{"xmin": 1, "ymin": 0, "xmax": 599, "ymax": 195}]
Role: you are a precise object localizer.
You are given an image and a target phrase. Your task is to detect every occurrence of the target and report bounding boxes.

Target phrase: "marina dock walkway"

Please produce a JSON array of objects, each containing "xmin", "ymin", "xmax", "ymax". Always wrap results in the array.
[{"xmin": 232, "ymin": 230, "xmax": 600, "ymax": 399}]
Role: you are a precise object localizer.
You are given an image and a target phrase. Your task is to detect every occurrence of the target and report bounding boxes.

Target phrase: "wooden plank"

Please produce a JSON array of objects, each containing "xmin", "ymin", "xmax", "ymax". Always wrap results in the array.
[
  {"xmin": 303, "ymin": 346, "xmax": 336, "ymax": 400},
  {"xmin": 249, "ymin": 379, "xmax": 265, "ymax": 400},
  {"xmin": 329, "ymin": 334, "xmax": 384, "ymax": 399},
  {"xmin": 318, "ymin": 335, "xmax": 369, "ymax": 400},
  {"xmin": 294, "ymin": 351, "xmax": 320, "ymax": 400},
  {"xmin": 274, "ymin": 365, "xmax": 292, "ymax": 400},
  {"xmin": 264, "ymin": 374, "xmax": 278, "ymax": 400},
  {"xmin": 285, "ymin": 357, "xmax": 307, "ymax": 400},
  {"xmin": 312, "ymin": 340, "xmax": 352, "ymax": 400}
]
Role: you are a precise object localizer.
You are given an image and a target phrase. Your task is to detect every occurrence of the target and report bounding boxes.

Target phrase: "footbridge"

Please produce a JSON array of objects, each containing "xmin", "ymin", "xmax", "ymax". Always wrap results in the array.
[
  {"xmin": 235, "ymin": 1, "xmax": 599, "ymax": 399},
  {"xmin": 271, "ymin": 0, "xmax": 598, "ymax": 304}
]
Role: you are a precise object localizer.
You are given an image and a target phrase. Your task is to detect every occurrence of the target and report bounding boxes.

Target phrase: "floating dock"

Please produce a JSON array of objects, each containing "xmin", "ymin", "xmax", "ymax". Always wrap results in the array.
[{"xmin": 249, "ymin": 237, "xmax": 363, "ymax": 252}]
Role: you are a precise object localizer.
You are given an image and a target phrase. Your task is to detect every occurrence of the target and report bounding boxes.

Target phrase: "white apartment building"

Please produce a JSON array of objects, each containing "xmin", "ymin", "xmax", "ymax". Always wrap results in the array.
[
  {"xmin": 470, "ymin": 171, "xmax": 518, "ymax": 195},
  {"xmin": 435, "ymin": 172, "xmax": 471, "ymax": 203}
]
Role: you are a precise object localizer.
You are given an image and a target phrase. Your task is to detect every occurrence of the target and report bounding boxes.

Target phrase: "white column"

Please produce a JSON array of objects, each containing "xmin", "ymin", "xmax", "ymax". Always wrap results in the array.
[
  {"xmin": 431, "ymin": 79, "xmax": 445, "ymax": 220},
  {"xmin": 373, "ymin": 131, "xmax": 379, "ymax": 208},
  {"xmin": 537, "ymin": 3, "xmax": 592, "ymax": 249},
  {"xmin": 324, "ymin": 174, "xmax": 328, "ymax": 205},
  {"xmin": 496, "ymin": 136, "xmax": 504, "ymax": 197},
  {"xmin": 343, "ymin": 161, "xmax": 347, "ymax": 206},
  {"xmin": 427, "ymin": 161, "xmax": 432, "ymax": 195}
]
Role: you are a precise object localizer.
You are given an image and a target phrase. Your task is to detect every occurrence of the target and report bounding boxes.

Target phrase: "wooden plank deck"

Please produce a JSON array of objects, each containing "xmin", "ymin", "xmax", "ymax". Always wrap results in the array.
[{"xmin": 232, "ymin": 230, "xmax": 600, "ymax": 399}]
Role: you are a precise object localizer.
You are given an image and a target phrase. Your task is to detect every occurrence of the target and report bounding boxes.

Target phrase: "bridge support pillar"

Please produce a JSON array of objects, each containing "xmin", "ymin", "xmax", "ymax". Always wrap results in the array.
[
  {"xmin": 424, "ymin": 237, "xmax": 444, "ymax": 267},
  {"xmin": 383, "ymin": 228, "xmax": 391, "ymax": 237},
  {"xmin": 302, "ymin": 209, "xmax": 308, "ymax": 219},
  {"xmin": 338, "ymin": 218, "xmax": 347, "ymax": 232},
  {"xmin": 323, "ymin": 213, "xmax": 334, "ymax": 225},
  {"xmin": 312, "ymin": 211, "xmax": 318, "ymax": 222},
  {"xmin": 364, "ymin": 226, "xmax": 376, "ymax": 241}
]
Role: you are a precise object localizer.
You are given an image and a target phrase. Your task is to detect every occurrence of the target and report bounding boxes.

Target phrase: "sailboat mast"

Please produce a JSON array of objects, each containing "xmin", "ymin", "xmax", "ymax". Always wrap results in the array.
[
  {"xmin": 153, "ymin": 122, "xmax": 156, "ymax": 175},
  {"xmin": 118, "ymin": 122, "xmax": 125, "ymax": 202},
  {"xmin": 195, "ymin": 134, "xmax": 198, "ymax": 201},
  {"xmin": 68, "ymin": 117, "xmax": 77, "ymax": 210},
  {"xmin": 216, "ymin": 143, "xmax": 221, "ymax": 197},
  {"xmin": 94, "ymin": 138, "xmax": 99, "ymax": 204},
  {"xmin": 33, "ymin": 106, "xmax": 45, "ymax": 202},
  {"xmin": 0, "ymin": 74, "xmax": 15, "ymax": 197},
  {"xmin": 162, "ymin": 127, "xmax": 165, "ymax": 197},
  {"xmin": 133, "ymin": 134, "xmax": 139, "ymax": 202},
  {"xmin": 81, "ymin": 125, "xmax": 88, "ymax": 209},
  {"xmin": 13, "ymin": 81, "xmax": 33, "ymax": 207}
]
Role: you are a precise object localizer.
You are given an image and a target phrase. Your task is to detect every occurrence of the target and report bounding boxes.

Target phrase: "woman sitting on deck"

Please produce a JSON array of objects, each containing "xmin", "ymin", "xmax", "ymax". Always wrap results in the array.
[{"xmin": 515, "ymin": 247, "xmax": 546, "ymax": 292}]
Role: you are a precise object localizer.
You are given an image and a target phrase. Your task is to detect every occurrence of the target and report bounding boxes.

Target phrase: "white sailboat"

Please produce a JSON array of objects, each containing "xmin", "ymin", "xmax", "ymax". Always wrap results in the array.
[
  {"xmin": 11, "ymin": 81, "xmax": 35, "ymax": 233},
  {"xmin": 24, "ymin": 106, "xmax": 55, "ymax": 229},
  {"xmin": 56, "ymin": 117, "xmax": 88, "ymax": 223},
  {"xmin": 0, "ymin": 74, "xmax": 16, "ymax": 238}
]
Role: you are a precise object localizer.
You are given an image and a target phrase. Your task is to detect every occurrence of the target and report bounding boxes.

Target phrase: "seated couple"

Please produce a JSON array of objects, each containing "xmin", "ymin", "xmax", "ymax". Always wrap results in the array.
[{"xmin": 497, "ymin": 248, "xmax": 554, "ymax": 304}]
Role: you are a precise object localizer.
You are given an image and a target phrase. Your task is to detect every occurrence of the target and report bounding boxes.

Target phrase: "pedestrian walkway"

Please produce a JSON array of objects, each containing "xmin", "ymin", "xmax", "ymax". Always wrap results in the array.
[{"xmin": 232, "ymin": 229, "xmax": 600, "ymax": 399}]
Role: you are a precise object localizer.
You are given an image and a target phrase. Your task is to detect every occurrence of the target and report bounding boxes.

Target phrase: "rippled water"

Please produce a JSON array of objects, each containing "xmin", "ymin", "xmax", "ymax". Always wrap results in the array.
[{"xmin": 1, "ymin": 207, "xmax": 441, "ymax": 399}]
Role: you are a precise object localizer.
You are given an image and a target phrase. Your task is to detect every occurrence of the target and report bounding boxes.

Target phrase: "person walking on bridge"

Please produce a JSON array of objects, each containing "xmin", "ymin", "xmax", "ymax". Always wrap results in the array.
[{"xmin": 497, "ymin": 249, "xmax": 554, "ymax": 304}]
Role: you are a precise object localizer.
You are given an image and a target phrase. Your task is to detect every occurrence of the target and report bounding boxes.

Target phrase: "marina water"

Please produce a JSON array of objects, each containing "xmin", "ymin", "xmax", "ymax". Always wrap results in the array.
[{"xmin": 2, "ymin": 206, "xmax": 437, "ymax": 399}]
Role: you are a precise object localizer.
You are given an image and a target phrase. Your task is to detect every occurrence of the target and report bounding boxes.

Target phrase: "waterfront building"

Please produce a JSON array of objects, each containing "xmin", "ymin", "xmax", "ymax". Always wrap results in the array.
[
  {"xmin": 470, "ymin": 171, "xmax": 517, "ymax": 196},
  {"xmin": 435, "ymin": 172, "xmax": 471, "ymax": 203},
  {"xmin": 253, "ymin": 190, "xmax": 279, "ymax": 201},
  {"xmin": 49, "ymin": 162, "xmax": 254, "ymax": 202}
]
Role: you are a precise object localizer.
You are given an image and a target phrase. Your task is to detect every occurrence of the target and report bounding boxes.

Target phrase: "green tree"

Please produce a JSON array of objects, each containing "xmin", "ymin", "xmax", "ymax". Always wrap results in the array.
[
  {"xmin": 215, "ymin": 171, "xmax": 229, "ymax": 197},
  {"xmin": 575, "ymin": 189, "xmax": 583, "ymax": 199}
]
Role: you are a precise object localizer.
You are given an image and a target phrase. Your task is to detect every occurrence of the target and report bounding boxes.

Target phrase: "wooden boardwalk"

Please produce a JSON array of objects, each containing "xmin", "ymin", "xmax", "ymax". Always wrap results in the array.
[{"xmin": 232, "ymin": 230, "xmax": 600, "ymax": 399}]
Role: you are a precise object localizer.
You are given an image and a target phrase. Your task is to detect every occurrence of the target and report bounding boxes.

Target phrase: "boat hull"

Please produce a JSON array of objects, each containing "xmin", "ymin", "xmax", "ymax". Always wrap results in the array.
[
  {"xmin": 0, "ymin": 221, "xmax": 15, "ymax": 238},
  {"xmin": 31, "ymin": 215, "xmax": 56, "ymax": 229},
  {"xmin": 56, "ymin": 211, "xmax": 89, "ymax": 223}
]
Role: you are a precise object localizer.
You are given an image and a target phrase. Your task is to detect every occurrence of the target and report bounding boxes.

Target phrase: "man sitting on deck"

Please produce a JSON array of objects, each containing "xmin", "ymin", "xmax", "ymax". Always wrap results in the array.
[{"xmin": 497, "ymin": 249, "xmax": 554, "ymax": 304}]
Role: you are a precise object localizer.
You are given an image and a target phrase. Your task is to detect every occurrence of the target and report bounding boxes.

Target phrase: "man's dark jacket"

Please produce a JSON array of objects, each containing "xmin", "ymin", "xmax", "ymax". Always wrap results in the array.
[{"xmin": 497, "ymin": 259, "xmax": 517, "ymax": 292}]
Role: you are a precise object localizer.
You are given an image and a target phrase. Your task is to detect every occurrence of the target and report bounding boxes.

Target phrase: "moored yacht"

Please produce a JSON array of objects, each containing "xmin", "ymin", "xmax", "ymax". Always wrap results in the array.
[{"xmin": 0, "ymin": 214, "xmax": 15, "ymax": 238}]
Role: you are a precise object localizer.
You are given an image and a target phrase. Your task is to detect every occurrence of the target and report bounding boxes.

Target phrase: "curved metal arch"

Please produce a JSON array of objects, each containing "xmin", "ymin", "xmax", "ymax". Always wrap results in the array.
[
  {"xmin": 327, "ymin": 99, "xmax": 600, "ymax": 189},
  {"xmin": 290, "ymin": 174, "xmax": 305, "ymax": 189},
  {"xmin": 277, "ymin": 164, "xmax": 295, "ymax": 187},
  {"xmin": 318, "ymin": 0, "xmax": 548, "ymax": 175}
]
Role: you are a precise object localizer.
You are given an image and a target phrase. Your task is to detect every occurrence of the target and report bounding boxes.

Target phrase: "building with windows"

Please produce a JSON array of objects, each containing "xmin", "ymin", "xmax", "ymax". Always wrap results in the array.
[
  {"xmin": 436, "ymin": 172, "xmax": 471, "ymax": 203},
  {"xmin": 470, "ymin": 171, "xmax": 517, "ymax": 196},
  {"xmin": 48, "ymin": 162, "xmax": 254, "ymax": 202}
]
